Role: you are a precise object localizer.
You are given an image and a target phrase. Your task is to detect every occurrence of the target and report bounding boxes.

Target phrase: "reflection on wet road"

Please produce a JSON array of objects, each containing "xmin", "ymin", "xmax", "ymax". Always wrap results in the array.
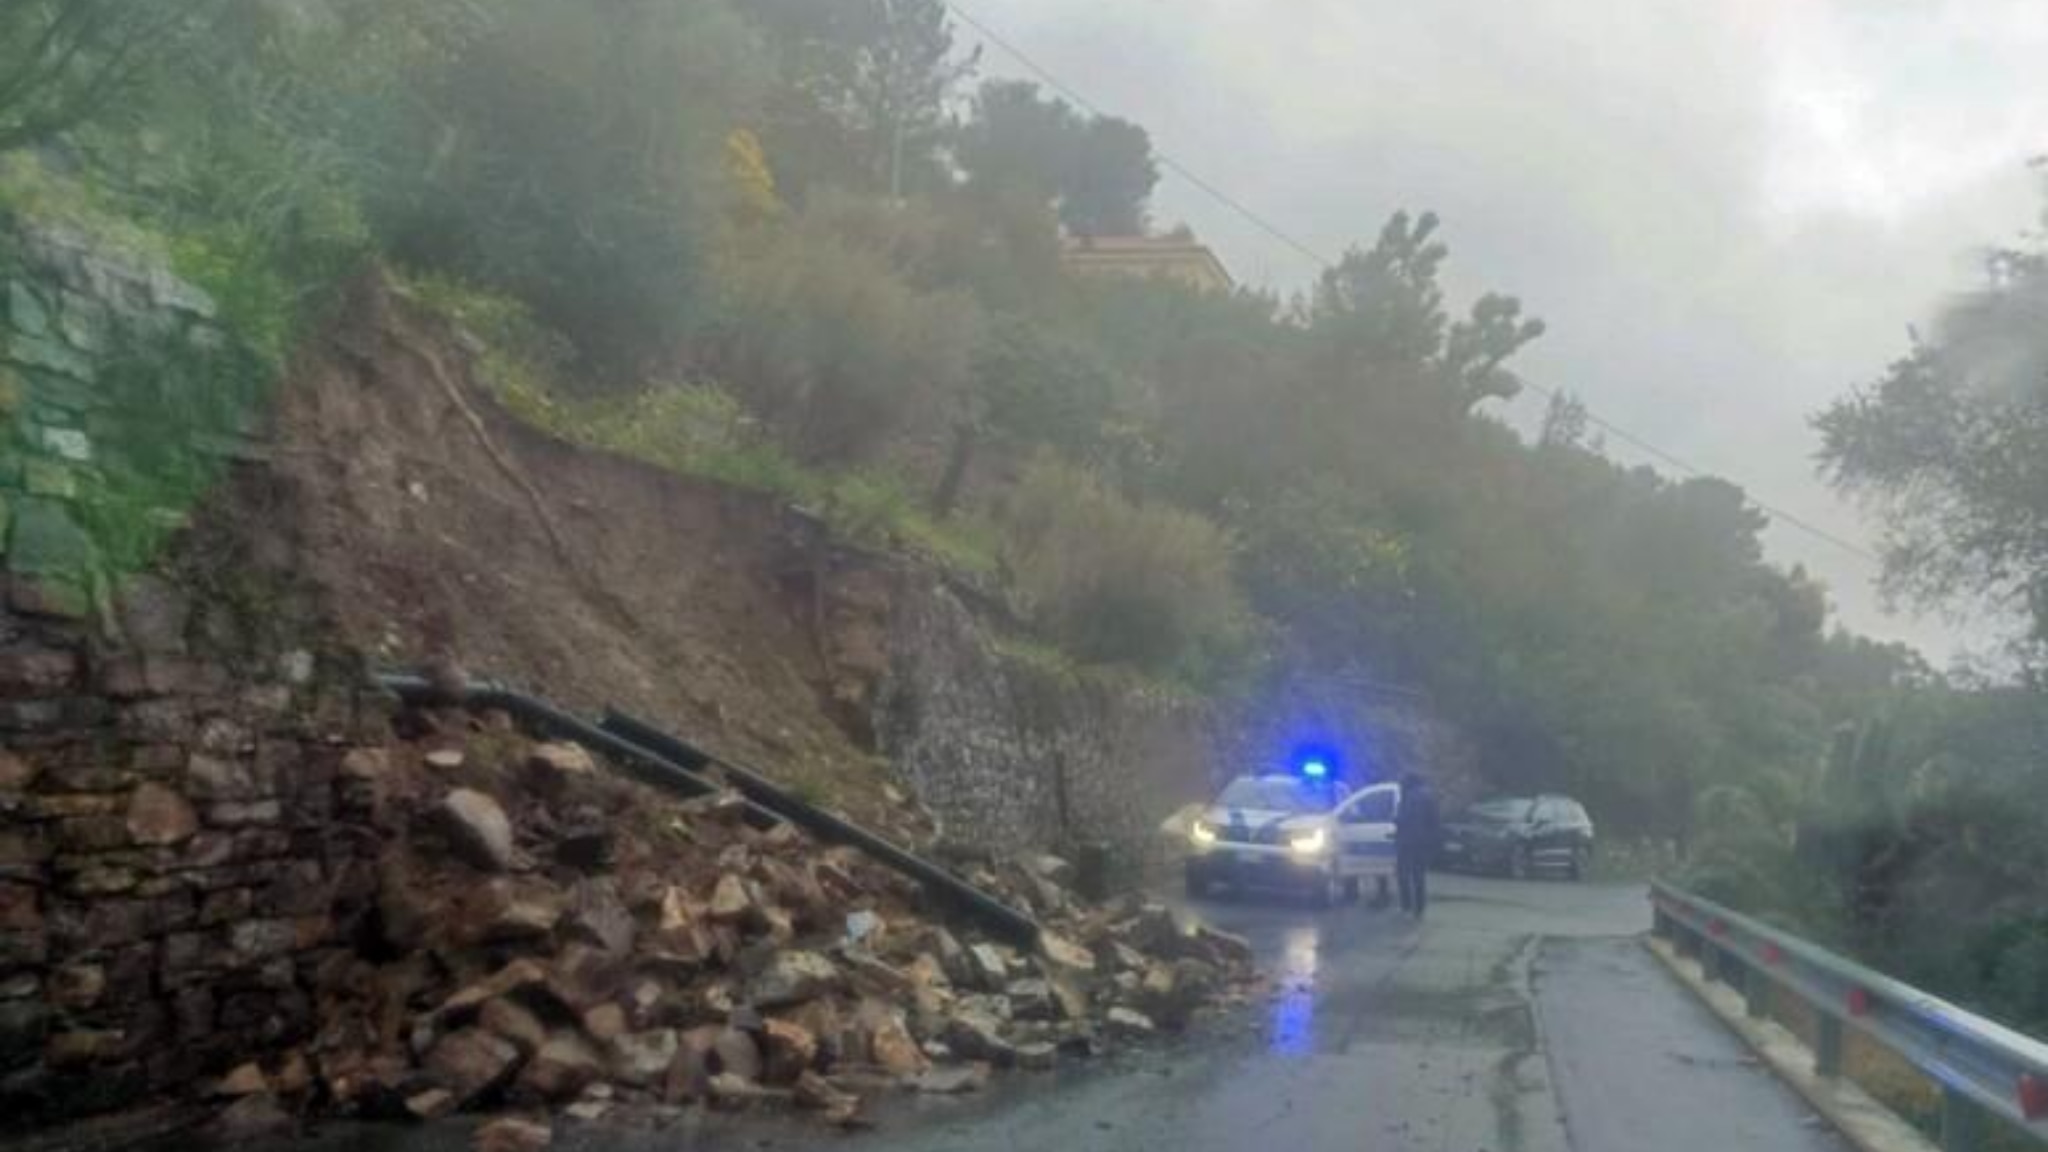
[{"xmin": 1266, "ymin": 925, "xmax": 1320, "ymax": 1057}]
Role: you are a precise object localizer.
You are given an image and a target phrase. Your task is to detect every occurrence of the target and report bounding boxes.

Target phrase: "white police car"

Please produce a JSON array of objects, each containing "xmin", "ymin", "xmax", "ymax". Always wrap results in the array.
[{"xmin": 1183, "ymin": 767, "xmax": 1400, "ymax": 908}]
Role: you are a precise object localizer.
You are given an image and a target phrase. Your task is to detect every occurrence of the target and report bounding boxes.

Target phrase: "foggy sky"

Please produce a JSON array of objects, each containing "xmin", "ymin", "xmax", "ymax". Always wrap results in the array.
[{"xmin": 960, "ymin": 0, "xmax": 2048, "ymax": 663}]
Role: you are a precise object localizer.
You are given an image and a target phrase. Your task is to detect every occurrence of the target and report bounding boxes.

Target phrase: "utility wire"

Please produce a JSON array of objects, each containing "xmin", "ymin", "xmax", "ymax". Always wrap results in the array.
[{"xmin": 945, "ymin": 0, "xmax": 1883, "ymax": 567}]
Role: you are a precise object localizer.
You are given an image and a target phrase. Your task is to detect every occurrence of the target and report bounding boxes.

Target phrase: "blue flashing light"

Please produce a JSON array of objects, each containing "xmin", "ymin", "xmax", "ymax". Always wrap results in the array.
[{"xmin": 1300, "ymin": 759, "xmax": 1329, "ymax": 780}]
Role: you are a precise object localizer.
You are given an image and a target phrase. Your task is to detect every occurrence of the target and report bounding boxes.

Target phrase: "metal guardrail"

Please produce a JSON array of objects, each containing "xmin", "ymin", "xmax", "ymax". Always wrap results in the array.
[
  {"xmin": 599, "ymin": 708, "xmax": 1042, "ymax": 948},
  {"xmin": 374, "ymin": 672, "xmax": 1042, "ymax": 948},
  {"xmin": 1653, "ymin": 880, "xmax": 2048, "ymax": 1150}
]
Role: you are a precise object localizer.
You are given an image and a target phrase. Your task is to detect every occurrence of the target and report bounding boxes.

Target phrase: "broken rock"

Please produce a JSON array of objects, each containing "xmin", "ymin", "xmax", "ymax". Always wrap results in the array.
[
  {"xmin": 217, "ymin": 1061, "xmax": 269, "ymax": 1097},
  {"xmin": 943, "ymin": 1004, "xmax": 1014, "ymax": 1066},
  {"xmin": 517, "ymin": 1033, "xmax": 606, "ymax": 1102},
  {"xmin": 1006, "ymin": 978, "xmax": 1056, "ymax": 1022},
  {"xmin": 609, "ymin": 1029, "xmax": 678, "ymax": 1088},
  {"xmin": 1038, "ymin": 930, "xmax": 1097, "ymax": 975},
  {"xmin": 707, "ymin": 873, "xmax": 751, "ymax": 921},
  {"xmin": 707, "ymin": 1072, "xmax": 784, "ymax": 1108},
  {"xmin": 404, "ymin": 1088, "xmax": 456, "ymax": 1120},
  {"xmin": 564, "ymin": 877, "xmax": 634, "ymax": 954},
  {"xmin": 710, "ymin": 1026, "xmax": 762, "ymax": 1083},
  {"xmin": 426, "ymin": 1027, "xmax": 521, "ymax": 1107},
  {"xmin": 868, "ymin": 1014, "xmax": 928, "ymax": 1076},
  {"xmin": 438, "ymin": 960, "xmax": 549, "ymax": 1018},
  {"xmin": 1047, "ymin": 974, "xmax": 1091, "ymax": 1021},
  {"xmin": 1016, "ymin": 1042, "xmax": 1058, "ymax": 1072},
  {"xmin": 908, "ymin": 1063, "xmax": 991, "ymax": 1094},
  {"xmin": 474, "ymin": 1115, "xmax": 552, "ymax": 1152},
  {"xmin": 580, "ymin": 1002, "xmax": 626, "ymax": 1042},
  {"xmin": 794, "ymin": 1070, "xmax": 864, "ymax": 1126},
  {"xmin": 662, "ymin": 1024, "xmax": 724, "ymax": 1101},
  {"xmin": 434, "ymin": 788, "xmax": 516, "ymax": 872},
  {"xmin": 480, "ymin": 998, "xmax": 548, "ymax": 1056},
  {"xmin": 1106, "ymin": 1007, "xmax": 1156, "ymax": 1038},
  {"xmin": 454, "ymin": 877, "xmax": 565, "ymax": 944},
  {"xmin": 760, "ymin": 1017, "xmax": 818, "ymax": 1084},
  {"xmin": 932, "ymin": 928, "xmax": 973, "ymax": 987},
  {"xmin": 527, "ymin": 743, "xmax": 595, "ymax": 792},
  {"xmin": 211, "ymin": 1093, "xmax": 294, "ymax": 1139},
  {"xmin": 746, "ymin": 950, "xmax": 841, "ymax": 1008},
  {"xmin": 965, "ymin": 943, "xmax": 1009, "ymax": 991}
]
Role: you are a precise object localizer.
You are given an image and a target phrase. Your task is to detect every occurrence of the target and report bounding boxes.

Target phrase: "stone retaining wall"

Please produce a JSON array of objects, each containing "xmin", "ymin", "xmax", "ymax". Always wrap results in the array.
[
  {"xmin": 871, "ymin": 577, "xmax": 1477, "ymax": 876},
  {"xmin": 0, "ymin": 215, "xmax": 386, "ymax": 1125}
]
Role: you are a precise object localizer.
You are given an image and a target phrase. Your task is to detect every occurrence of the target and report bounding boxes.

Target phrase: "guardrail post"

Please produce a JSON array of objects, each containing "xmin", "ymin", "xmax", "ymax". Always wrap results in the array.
[
  {"xmin": 1941, "ymin": 1087, "xmax": 1982, "ymax": 1152},
  {"xmin": 1815, "ymin": 1015, "xmax": 1843, "ymax": 1078},
  {"xmin": 1743, "ymin": 962, "xmax": 1767, "ymax": 1018}
]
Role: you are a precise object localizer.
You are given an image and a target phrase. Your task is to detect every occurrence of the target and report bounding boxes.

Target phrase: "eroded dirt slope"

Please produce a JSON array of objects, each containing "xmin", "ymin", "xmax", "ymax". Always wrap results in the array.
[{"xmin": 256, "ymin": 278, "xmax": 898, "ymax": 825}]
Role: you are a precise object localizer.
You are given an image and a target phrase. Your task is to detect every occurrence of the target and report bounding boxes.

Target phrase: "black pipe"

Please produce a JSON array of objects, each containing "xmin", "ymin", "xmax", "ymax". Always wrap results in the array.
[
  {"xmin": 374, "ymin": 673, "xmax": 785, "ymax": 828},
  {"xmin": 373, "ymin": 673, "xmax": 1041, "ymax": 947},
  {"xmin": 600, "ymin": 708, "xmax": 1042, "ymax": 948}
]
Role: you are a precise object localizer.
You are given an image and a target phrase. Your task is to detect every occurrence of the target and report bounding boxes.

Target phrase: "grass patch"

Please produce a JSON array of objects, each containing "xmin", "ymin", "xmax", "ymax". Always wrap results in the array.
[
  {"xmin": 0, "ymin": 154, "xmax": 163, "ymax": 254},
  {"xmin": 395, "ymin": 272, "xmax": 576, "ymax": 436},
  {"xmin": 989, "ymin": 629, "xmax": 1207, "ymax": 702}
]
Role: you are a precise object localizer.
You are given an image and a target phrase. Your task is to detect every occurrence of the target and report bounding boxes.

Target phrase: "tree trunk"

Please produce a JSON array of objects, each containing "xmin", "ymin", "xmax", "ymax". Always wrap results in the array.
[{"xmin": 931, "ymin": 421, "xmax": 977, "ymax": 519}]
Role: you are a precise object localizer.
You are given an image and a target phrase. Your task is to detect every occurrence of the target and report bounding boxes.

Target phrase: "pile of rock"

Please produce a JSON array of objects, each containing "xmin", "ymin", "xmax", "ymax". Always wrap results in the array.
[{"xmin": 214, "ymin": 706, "xmax": 1256, "ymax": 1141}]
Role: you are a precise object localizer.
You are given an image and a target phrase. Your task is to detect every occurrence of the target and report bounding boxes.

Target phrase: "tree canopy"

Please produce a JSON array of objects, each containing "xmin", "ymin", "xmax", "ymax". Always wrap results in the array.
[{"xmin": 0, "ymin": 0, "xmax": 1995, "ymax": 858}]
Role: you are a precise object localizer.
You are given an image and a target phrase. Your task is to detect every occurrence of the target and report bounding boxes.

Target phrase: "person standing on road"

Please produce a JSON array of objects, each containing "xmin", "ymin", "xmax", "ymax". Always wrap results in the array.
[{"xmin": 1394, "ymin": 771, "xmax": 1441, "ymax": 919}]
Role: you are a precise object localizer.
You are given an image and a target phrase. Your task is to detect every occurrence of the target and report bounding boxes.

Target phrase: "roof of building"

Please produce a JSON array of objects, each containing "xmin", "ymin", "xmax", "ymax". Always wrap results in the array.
[{"xmin": 1059, "ymin": 234, "xmax": 1235, "ymax": 289}]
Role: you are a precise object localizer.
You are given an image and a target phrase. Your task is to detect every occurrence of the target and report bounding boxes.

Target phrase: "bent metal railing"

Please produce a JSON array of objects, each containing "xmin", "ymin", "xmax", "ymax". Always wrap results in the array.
[
  {"xmin": 1653, "ymin": 880, "xmax": 2048, "ymax": 1150},
  {"xmin": 374, "ymin": 671, "xmax": 1041, "ymax": 948}
]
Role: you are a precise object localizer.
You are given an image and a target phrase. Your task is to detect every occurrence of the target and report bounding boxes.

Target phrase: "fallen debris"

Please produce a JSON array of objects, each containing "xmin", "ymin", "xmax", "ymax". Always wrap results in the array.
[{"xmin": 267, "ymin": 706, "xmax": 1258, "ymax": 1133}]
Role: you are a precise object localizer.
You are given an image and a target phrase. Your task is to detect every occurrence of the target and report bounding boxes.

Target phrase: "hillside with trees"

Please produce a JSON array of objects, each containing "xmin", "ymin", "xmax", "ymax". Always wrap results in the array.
[{"xmin": 0, "ymin": 0, "xmax": 1949, "ymax": 843}]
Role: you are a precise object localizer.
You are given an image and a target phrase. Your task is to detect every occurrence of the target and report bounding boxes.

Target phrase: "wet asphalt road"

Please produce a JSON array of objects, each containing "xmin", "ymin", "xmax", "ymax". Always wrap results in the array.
[{"xmin": 262, "ymin": 873, "xmax": 1849, "ymax": 1152}]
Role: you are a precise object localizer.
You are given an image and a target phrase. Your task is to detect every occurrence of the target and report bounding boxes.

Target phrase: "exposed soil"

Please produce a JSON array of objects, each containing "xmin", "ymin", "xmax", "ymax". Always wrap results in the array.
[{"xmin": 252, "ymin": 276, "xmax": 901, "ymax": 828}]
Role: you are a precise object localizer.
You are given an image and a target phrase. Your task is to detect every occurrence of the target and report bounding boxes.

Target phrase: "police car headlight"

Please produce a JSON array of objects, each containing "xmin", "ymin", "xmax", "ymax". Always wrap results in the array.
[
  {"xmin": 1288, "ymin": 828, "xmax": 1328, "ymax": 856},
  {"xmin": 1190, "ymin": 821, "xmax": 1217, "ymax": 847}
]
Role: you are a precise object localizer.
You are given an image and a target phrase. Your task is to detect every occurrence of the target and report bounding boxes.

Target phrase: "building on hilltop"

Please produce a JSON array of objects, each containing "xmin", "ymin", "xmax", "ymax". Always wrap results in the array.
[{"xmin": 1059, "ymin": 228, "xmax": 1235, "ymax": 294}]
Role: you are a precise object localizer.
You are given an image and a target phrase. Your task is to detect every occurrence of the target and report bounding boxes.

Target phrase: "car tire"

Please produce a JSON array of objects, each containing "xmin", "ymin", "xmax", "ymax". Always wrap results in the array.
[
  {"xmin": 1343, "ymin": 876, "xmax": 1362, "ymax": 904},
  {"xmin": 1507, "ymin": 844, "xmax": 1532, "ymax": 881},
  {"xmin": 1568, "ymin": 846, "xmax": 1588, "ymax": 882}
]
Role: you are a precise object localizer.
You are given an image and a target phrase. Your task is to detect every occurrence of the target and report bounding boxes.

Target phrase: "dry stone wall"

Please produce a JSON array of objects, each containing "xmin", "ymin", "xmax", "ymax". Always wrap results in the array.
[
  {"xmin": 0, "ymin": 215, "xmax": 387, "ymax": 1126},
  {"xmin": 872, "ymin": 579, "xmax": 1477, "ymax": 877},
  {"xmin": 875, "ymin": 579, "xmax": 1213, "ymax": 878}
]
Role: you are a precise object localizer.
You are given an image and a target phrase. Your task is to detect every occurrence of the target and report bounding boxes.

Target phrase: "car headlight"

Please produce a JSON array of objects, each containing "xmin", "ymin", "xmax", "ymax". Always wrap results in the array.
[
  {"xmin": 1190, "ymin": 820, "xmax": 1217, "ymax": 847},
  {"xmin": 1288, "ymin": 827, "xmax": 1328, "ymax": 856}
]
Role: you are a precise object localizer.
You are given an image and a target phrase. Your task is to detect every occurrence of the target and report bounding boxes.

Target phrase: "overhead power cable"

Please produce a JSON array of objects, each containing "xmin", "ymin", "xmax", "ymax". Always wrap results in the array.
[{"xmin": 944, "ymin": 0, "xmax": 1883, "ymax": 567}]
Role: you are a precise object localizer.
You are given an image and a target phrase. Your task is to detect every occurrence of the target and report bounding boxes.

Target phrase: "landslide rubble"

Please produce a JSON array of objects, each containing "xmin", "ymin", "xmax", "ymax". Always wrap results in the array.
[{"xmin": 226, "ymin": 701, "xmax": 1258, "ymax": 1139}]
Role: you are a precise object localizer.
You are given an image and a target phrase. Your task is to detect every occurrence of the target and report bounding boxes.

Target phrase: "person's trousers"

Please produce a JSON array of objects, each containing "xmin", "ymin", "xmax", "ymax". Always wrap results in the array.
[{"xmin": 1396, "ymin": 846, "xmax": 1429, "ymax": 916}]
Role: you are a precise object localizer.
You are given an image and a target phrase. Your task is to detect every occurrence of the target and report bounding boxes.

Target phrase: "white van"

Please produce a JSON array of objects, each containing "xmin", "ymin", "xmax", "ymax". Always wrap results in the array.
[{"xmin": 1183, "ymin": 774, "xmax": 1401, "ymax": 908}]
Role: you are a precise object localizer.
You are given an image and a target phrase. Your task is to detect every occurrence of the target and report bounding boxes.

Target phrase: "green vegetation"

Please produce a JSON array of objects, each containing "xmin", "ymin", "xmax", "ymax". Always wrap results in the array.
[
  {"xmin": 0, "ymin": 0, "xmax": 1916, "ymax": 804},
  {"xmin": 11, "ymin": 6, "xmax": 2048, "ymax": 1040},
  {"xmin": 1002, "ymin": 455, "xmax": 1251, "ymax": 686},
  {"xmin": 1686, "ymin": 178, "xmax": 2048, "ymax": 1038}
]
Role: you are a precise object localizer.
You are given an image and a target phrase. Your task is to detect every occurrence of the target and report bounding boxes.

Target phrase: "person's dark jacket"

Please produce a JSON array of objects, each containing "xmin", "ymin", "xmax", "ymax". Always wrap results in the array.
[{"xmin": 1395, "ymin": 784, "xmax": 1441, "ymax": 850}]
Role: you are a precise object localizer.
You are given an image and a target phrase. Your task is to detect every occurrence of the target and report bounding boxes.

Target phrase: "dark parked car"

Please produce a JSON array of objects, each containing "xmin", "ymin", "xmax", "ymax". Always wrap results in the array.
[{"xmin": 1438, "ymin": 794, "xmax": 1595, "ymax": 879}]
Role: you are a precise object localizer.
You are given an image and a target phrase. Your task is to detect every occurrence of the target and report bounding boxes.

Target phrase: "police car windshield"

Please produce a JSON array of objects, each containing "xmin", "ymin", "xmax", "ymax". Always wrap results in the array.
[{"xmin": 1217, "ymin": 777, "xmax": 1332, "ymax": 814}]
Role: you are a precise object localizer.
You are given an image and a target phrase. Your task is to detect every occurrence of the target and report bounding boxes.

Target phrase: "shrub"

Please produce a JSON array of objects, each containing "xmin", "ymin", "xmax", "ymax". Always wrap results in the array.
[
  {"xmin": 711, "ymin": 202, "xmax": 984, "ymax": 465},
  {"xmin": 368, "ymin": 0, "xmax": 762, "ymax": 379},
  {"xmin": 1001, "ymin": 456, "xmax": 1251, "ymax": 680}
]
